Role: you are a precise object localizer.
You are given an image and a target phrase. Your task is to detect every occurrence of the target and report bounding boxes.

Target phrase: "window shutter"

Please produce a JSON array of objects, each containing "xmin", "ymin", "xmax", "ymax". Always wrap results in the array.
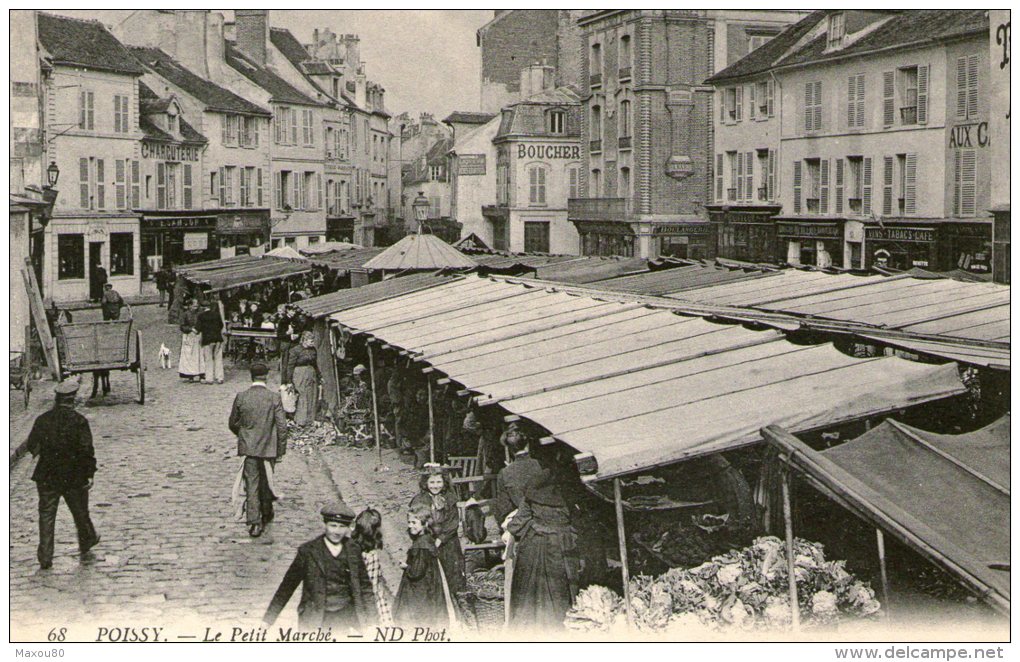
[
  {"xmin": 902, "ymin": 153, "xmax": 917, "ymax": 216},
  {"xmin": 157, "ymin": 162, "xmax": 167, "ymax": 210},
  {"xmin": 916, "ymin": 65, "xmax": 928, "ymax": 124},
  {"xmin": 290, "ymin": 111, "xmax": 298, "ymax": 145},
  {"xmin": 115, "ymin": 159, "xmax": 126, "ymax": 209},
  {"xmin": 257, "ymin": 169, "xmax": 264, "ymax": 207},
  {"xmin": 95, "ymin": 159, "xmax": 105, "ymax": 210},
  {"xmin": 240, "ymin": 168, "xmax": 248, "ymax": 207},
  {"xmin": 224, "ymin": 114, "xmax": 230, "ymax": 144},
  {"xmin": 719, "ymin": 91, "xmax": 725, "ymax": 121},
  {"xmin": 274, "ymin": 172, "xmax": 282, "ymax": 209},
  {"xmin": 114, "ymin": 96, "xmax": 121, "ymax": 133},
  {"xmin": 749, "ymin": 84, "xmax": 756, "ymax": 119},
  {"xmin": 862, "ymin": 157, "xmax": 873, "ymax": 215},
  {"xmin": 820, "ymin": 159, "xmax": 830, "ymax": 214},
  {"xmin": 540, "ymin": 167, "xmax": 547, "ymax": 203},
  {"xmin": 79, "ymin": 157, "xmax": 90, "ymax": 208},
  {"xmin": 835, "ymin": 158, "xmax": 844, "ymax": 214},
  {"xmin": 961, "ymin": 149, "xmax": 976, "ymax": 216},
  {"xmin": 317, "ymin": 174, "xmax": 323, "ymax": 210},
  {"xmin": 715, "ymin": 154, "xmax": 723, "ymax": 201},
  {"xmin": 804, "ymin": 83, "xmax": 812, "ymax": 131},
  {"xmin": 87, "ymin": 92, "xmax": 94, "ymax": 130},
  {"xmin": 956, "ymin": 57, "xmax": 968, "ymax": 118},
  {"xmin": 813, "ymin": 82, "xmax": 823, "ymax": 131},
  {"xmin": 294, "ymin": 174, "xmax": 303, "ymax": 210},
  {"xmin": 745, "ymin": 151, "xmax": 754, "ymax": 200},
  {"xmin": 737, "ymin": 152, "xmax": 744, "ymax": 200},
  {"xmin": 767, "ymin": 79, "xmax": 775, "ymax": 117},
  {"xmin": 130, "ymin": 160, "xmax": 140, "ymax": 209},
  {"xmin": 847, "ymin": 75, "xmax": 856, "ymax": 128},
  {"xmin": 735, "ymin": 86, "xmax": 742, "ymax": 121},
  {"xmin": 793, "ymin": 160, "xmax": 802, "ymax": 213},
  {"xmin": 966, "ymin": 55, "xmax": 978, "ymax": 119},
  {"xmin": 767, "ymin": 149, "xmax": 776, "ymax": 201},
  {"xmin": 183, "ymin": 164, "xmax": 193, "ymax": 209},
  {"xmin": 218, "ymin": 167, "xmax": 226, "ymax": 205},
  {"xmin": 883, "ymin": 71, "xmax": 895, "ymax": 126},
  {"xmin": 79, "ymin": 90, "xmax": 86, "ymax": 129},
  {"xmin": 856, "ymin": 74, "xmax": 865, "ymax": 128},
  {"xmin": 882, "ymin": 156, "xmax": 893, "ymax": 216}
]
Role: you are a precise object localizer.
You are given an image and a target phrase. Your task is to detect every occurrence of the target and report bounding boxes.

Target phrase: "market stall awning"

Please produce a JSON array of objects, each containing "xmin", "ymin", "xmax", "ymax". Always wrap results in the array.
[
  {"xmin": 764, "ymin": 416, "xmax": 1010, "ymax": 613},
  {"xmin": 362, "ymin": 233, "xmax": 476, "ymax": 271},
  {"xmin": 302, "ymin": 246, "xmax": 385, "ymax": 272},
  {"xmin": 328, "ymin": 276, "xmax": 966, "ymax": 482},
  {"xmin": 294, "ymin": 273, "xmax": 461, "ymax": 319},
  {"xmin": 177, "ymin": 255, "xmax": 313, "ymax": 292},
  {"xmin": 598, "ymin": 262, "xmax": 777, "ymax": 296},
  {"xmin": 264, "ymin": 245, "xmax": 307, "ymax": 260}
]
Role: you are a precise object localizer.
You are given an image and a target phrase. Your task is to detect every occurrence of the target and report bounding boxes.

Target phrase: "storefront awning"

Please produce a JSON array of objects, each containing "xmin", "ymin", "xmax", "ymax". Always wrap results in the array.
[
  {"xmin": 328, "ymin": 276, "xmax": 966, "ymax": 482},
  {"xmin": 764, "ymin": 416, "xmax": 1009, "ymax": 613}
]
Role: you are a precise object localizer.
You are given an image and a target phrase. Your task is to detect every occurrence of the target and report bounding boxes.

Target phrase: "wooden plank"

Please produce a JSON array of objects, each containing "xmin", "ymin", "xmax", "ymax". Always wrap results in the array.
[{"xmin": 21, "ymin": 261, "xmax": 59, "ymax": 379}]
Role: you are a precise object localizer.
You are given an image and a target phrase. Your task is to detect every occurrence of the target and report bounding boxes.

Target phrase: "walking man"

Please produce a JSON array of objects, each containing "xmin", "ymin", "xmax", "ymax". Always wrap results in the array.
[
  {"xmin": 263, "ymin": 500, "xmax": 375, "ymax": 633},
  {"xmin": 26, "ymin": 379, "xmax": 100, "ymax": 570},
  {"xmin": 197, "ymin": 297, "xmax": 225, "ymax": 384},
  {"xmin": 228, "ymin": 362, "xmax": 287, "ymax": 537},
  {"xmin": 155, "ymin": 264, "xmax": 171, "ymax": 308},
  {"xmin": 101, "ymin": 283, "xmax": 125, "ymax": 321}
]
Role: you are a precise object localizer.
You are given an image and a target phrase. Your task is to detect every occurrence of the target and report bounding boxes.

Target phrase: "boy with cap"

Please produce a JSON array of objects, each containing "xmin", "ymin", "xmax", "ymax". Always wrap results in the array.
[
  {"xmin": 228, "ymin": 362, "xmax": 288, "ymax": 537},
  {"xmin": 26, "ymin": 379, "xmax": 100, "ymax": 570},
  {"xmin": 263, "ymin": 500, "xmax": 375, "ymax": 632}
]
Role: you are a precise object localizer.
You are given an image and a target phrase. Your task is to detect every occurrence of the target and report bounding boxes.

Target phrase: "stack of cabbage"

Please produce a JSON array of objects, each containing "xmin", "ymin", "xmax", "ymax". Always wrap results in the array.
[{"xmin": 566, "ymin": 536, "xmax": 881, "ymax": 633}]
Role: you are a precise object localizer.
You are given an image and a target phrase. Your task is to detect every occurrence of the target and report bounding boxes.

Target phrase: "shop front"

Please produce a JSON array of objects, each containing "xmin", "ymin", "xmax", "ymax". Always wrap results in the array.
[
  {"xmin": 46, "ymin": 213, "xmax": 142, "ymax": 303},
  {"xmin": 863, "ymin": 225, "xmax": 937, "ymax": 271},
  {"xmin": 863, "ymin": 221, "xmax": 992, "ymax": 275},
  {"xmin": 576, "ymin": 221, "xmax": 637, "ymax": 258},
  {"xmin": 217, "ymin": 210, "xmax": 271, "ymax": 258},
  {"xmin": 775, "ymin": 220, "xmax": 843, "ymax": 268},
  {"xmin": 706, "ymin": 205, "xmax": 780, "ymax": 263},
  {"xmin": 654, "ymin": 222, "xmax": 716, "ymax": 260},
  {"xmin": 140, "ymin": 213, "xmax": 219, "ymax": 283},
  {"xmin": 327, "ymin": 215, "xmax": 357, "ymax": 243}
]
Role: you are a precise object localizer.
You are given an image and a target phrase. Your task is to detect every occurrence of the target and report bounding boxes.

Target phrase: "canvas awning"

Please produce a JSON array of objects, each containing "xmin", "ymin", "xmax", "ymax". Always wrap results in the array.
[
  {"xmin": 303, "ymin": 247, "xmax": 385, "ymax": 272},
  {"xmin": 177, "ymin": 255, "xmax": 313, "ymax": 292},
  {"xmin": 362, "ymin": 233, "xmax": 476, "ymax": 270},
  {"xmin": 764, "ymin": 416, "xmax": 1010, "ymax": 613},
  {"xmin": 328, "ymin": 276, "xmax": 966, "ymax": 482}
]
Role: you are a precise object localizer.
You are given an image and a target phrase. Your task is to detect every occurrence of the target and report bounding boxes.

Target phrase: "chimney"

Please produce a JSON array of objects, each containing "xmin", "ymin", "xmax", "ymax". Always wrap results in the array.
[
  {"xmin": 173, "ymin": 11, "xmax": 210, "ymax": 78},
  {"xmin": 235, "ymin": 9, "xmax": 269, "ymax": 65},
  {"xmin": 520, "ymin": 63, "xmax": 556, "ymax": 100},
  {"xmin": 206, "ymin": 12, "xmax": 226, "ymax": 79}
]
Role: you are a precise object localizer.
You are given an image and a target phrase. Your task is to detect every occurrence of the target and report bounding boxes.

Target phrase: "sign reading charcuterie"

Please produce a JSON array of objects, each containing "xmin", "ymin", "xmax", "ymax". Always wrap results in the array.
[{"xmin": 141, "ymin": 142, "xmax": 201, "ymax": 162}]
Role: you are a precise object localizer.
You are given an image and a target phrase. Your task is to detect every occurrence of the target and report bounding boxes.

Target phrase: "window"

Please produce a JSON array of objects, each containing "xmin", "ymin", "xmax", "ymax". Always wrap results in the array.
[
  {"xmin": 523, "ymin": 222, "xmax": 551, "ymax": 253},
  {"xmin": 590, "ymin": 43, "xmax": 602, "ymax": 79},
  {"xmin": 275, "ymin": 107, "xmax": 297, "ymax": 145},
  {"xmin": 619, "ymin": 35, "xmax": 632, "ymax": 75},
  {"xmin": 725, "ymin": 86, "xmax": 743, "ymax": 121},
  {"xmin": 240, "ymin": 167, "xmax": 250, "ymax": 207},
  {"xmin": 727, "ymin": 151, "xmax": 739, "ymax": 201},
  {"xmin": 618, "ymin": 166, "xmax": 631, "ymax": 197},
  {"xmin": 167, "ymin": 109, "xmax": 179, "ymax": 135},
  {"xmin": 805, "ymin": 158, "xmax": 821, "ymax": 212},
  {"xmin": 619, "ymin": 100, "xmax": 631, "ymax": 138},
  {"xmin": 896, "ymin": 154, "xmax": 907, "ymax": 214},
  {"xmin": 113, "ymin": 95, "xmax": 130, "ymax": 134},
  {"xmin": 899, "ymin": 66, "xmax": 918, "ymax": 125},
  {"xmin": 78, "ymin": 90, "xmax": 94, "ymax": 130},
  {"xmin": 284, "ymin": 237, "xmax": 296, "ymax": 247},
  {"xmin": 95, "ymin": 159, "xmax": 105, "ymax": 210},
  {"xmin": 549, "ymin": 110, "xmax": 565, "ymax": 134},
  {"xmin": 183, "ymin": 164, "xmax": 192, "ymax": 209},
  {"xmin": 308, "ymin": 236, "xmax": 320, "ymax": 244},
  {"xmin": 224, "ymin": 114, "xmax": 239, "ymax": 146},
  {"xmin": 497, "ymin": 163, "xmax": 510, "ymax": 205},
  {"xmin": 956, "ymin": 55, "xmax": 979, "ymax": 120},
  {"xmin": 429, "ymin": 196, "xmax": 441, "ymax": 218},
  {"xmin": 847, "ymin": 73, "xmax": 865, "ymax": 128},
  {"xmin": 131, "ymin": 160, "xmax": 140, "ymax": 209},
  {"xmin": 219, "ymin": 166, "xmax": 233, "ymax": 207},
  {"xmin": 238, "ymin": 116, "xmax": 259, "ymax": 147},
  {"xmin": 430, "ymin": 165, "xmax": 443, "ymax": 182},
  {"xmin": 954, "ymin": 149, "xmax": 976, "ymax": 216},
  {"xmin": 590, "ymin": 169, "xmax": 601, "ymax": 197},
  {"xmin": 756, "ymin": 150, "xmax": 770, "ymax": 201},
  {"xmin": 748, "ymin": 34, "xmax": 773, "ymax": 52},
  {"xmin": 591, "ymin": 105, "xmax": 602, "ymax": 140},
  {"xmin": 302, "ymin": 109, "xmax": 314, "ymax": 146},
  {"xmin": 57, "ymin": 234, "xmax": 85, "ymax": 280},
  {"xmin": 115, "ymin": 160, "xmax": 127, "ymax": 210},
  {"xmin": 364, "ymin": 120, "xmax": 369, "ymax": 154},
  {"xmin": 755, "ymin": 80, "xmax": 774, "ymax": 118},
  {"xmin": 304, "ymin": 172, "xmax": 318, "ymax": 210},
  {"xmin": 110, "ymin": 233, "xmax": 133, "ymax": 276},
  {"xmin": 847, "ymin": 156, "xmax": 864, "ymax": 213},
  {"xmin": 528, "ymin": 166, "xmax": 547, "ymax": 205},
  {"xmin": 804, "ymin": 81, "xmax": 822, "ymax": 131},
  {"xmin": 827, "ymin": 12, "xmax": 846, "ymax": 50},
  {"xmin": 568, "ymin": 165, "xmax": 580, "ymax": 200}
]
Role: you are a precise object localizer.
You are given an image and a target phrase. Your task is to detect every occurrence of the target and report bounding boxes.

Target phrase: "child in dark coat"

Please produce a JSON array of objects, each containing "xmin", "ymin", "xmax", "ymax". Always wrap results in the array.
[
  {"xmin": 393, "ymin": 502, "xmax": 449, "ymax": 627},
  {"xmin": 409, "ymin": 464, "xmax": 466, "ymax": 596}
]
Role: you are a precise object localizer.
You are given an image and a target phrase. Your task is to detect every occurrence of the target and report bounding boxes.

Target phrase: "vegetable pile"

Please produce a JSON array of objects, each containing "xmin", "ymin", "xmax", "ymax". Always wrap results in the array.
[{"xmin": 565, "ymin": 536, "xmax": 881, "ymax": 633}]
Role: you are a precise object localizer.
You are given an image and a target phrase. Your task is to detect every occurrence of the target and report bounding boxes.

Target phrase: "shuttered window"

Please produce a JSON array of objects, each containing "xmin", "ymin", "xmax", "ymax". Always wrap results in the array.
[
  {"xmin": 715, "ymin": 154, "xmax": 723, "ymax": 201},
  {"xmin": 862, "ymin": 157, "xmax": 873, "ymax": 216},
  {"xmin": 113, "ymin": 95, "xmax": 130, "ymax": 134},
  {"xmin": 835, "ymin": 159, "xmax": 844, "ymax": 214},
  {"xmin": 847, "ymin": 74, "xmax": 865, "ymax": 128},
  {"xmin": 819, "ymin": 159, "xmax": 830, "ymax": 214},
  {"xmin": 529, "ymin": 166, "xmax": 547, "ymax": 205},
  {"xmin": 916, "ymin": 65, "xmax": 929, "ymax": 124},
  {"xmin": 749, "ymin": 84, "xmax": 756, "ymax": 120},
  {"xmin": 157, "ymin": 163, "xmax": 167, "ymax": 210},
  {"xmin": 115, "ymin": 160, "xmax": 126, "ymax": 210},
  {"xmin": 903, "ymin": 153, "xmax": 917, "ymax": 216},
  {"xmin": 882, "ymin": 71, "xmax": 895, "ymax": 127},
  {"xmin": 568, "ymin": 166, "xmax": 580, "ymax": 200},
  {"xmin": 95, "ymin": 159, "xmax": 105, "ymax": 210},
  {"xmin": 954, "ymin": 149, "xmax": 977, "ymax": 216},
  {"xmin": 183, "ymin": 165, "xmax": 192, "ymax": 209},
  {"xmin": 257, "ymin": 168, "xmax": 264, "ymax": 207},
  {"xmin": 79, "ymin": 90, "xmax": 94, "ymax": 130},
  {"xmin": 766, "ymin": 79, "xmax": 775, "ymax": 117},
  {"xmin": 130, "ymin": 160, "xmax": 140, "ymax": 209},
  {"xmin": 240, "ymin": 167, "xmax": 249, "ymax": 207},
  {"xmin": 79, "ymin": 157, "xmax": 90, "ymax": 209},
  {"xmin": 745, "ymin": 151, "xmax": 754, "ymax": 200},
  {"xmin": 736, "ymin": 152, "xmax": 744, "ymax": 200},
  {"xmin": 792, "ymin": 160, "xmax": 802, "ymax": 213},
  {"xmin": 804, "ymin": 81, "xmax": 822, "ymax": 131},
  {"xmin": 882, "ymin": 156, "xmax": 894, "ymax": 216},
  {"xmin": 957, "ymin": 55, "xmax": 980, "ymax": 119}
]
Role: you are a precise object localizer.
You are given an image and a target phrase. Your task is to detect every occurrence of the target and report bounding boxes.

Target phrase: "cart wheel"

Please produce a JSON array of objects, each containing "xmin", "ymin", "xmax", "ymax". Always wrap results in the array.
[{"xmin": 136, "ymin": 329, "xmax": 146, "ymax": 404}]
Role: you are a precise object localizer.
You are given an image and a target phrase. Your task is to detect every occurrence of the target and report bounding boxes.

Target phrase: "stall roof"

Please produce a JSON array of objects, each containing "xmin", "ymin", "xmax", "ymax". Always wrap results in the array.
[
  {"xmin": 362, "ymin": 233, "xmax": 476, "ymax": 271},
  {"xmin": 598, "ymin": 263, "xmax": 776, "ymax": 296},
  {"xmin": 294, "ymin": 273, "xmax": 461, "ymax": 318},
  {"xmin": 328, "ymin": 275, "xmax": 966, "ymax": 481},
  {"xmin": 303, "ymin": 247, "xmax": 385, "ymax": 272},
  {"xmin": 178, "ymin": 255, "xmax": 312, "ymax": 292},
  {"xmin": 765, "ymin": 416, "xmax": 1009, "ymax": 613}
]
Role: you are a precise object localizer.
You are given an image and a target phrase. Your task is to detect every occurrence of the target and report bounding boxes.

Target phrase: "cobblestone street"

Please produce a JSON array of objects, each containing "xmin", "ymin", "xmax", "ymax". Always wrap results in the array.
[{"xmin": 9, "ymin": 305, "xmax": 404, "ymax": 643}]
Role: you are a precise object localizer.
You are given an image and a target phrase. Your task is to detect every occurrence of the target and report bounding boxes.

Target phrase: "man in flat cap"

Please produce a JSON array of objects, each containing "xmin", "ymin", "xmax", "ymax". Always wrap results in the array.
[
  {"xmin": 263, "ymin": 500, "xmax": 375, "ymax": 632},
  {"xmin": 26, "ymin": 379, "xmax": 100, "ymax": 570},
  {"xmin": 229, "ymin": 362, "xmax": 288, "ymax": 538}
]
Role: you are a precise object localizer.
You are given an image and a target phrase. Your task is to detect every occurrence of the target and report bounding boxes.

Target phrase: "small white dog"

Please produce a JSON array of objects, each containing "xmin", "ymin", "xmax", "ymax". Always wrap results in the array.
[{"xmin": 158, "ymin": 343, "xmax": 172, "ymax": 369}]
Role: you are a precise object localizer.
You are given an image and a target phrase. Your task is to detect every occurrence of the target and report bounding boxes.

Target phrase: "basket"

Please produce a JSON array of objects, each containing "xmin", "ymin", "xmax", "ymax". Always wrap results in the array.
[{"xmin": 456, "ymin": 591, "xmax": 504, "ymax": 631}]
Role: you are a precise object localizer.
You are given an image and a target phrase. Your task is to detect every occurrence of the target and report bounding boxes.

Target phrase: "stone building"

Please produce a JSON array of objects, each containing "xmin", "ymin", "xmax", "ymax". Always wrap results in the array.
[
  {"xmin": 445, "ymin": 111, "xmax": 499, "ymax": 249},
  {"xmin": 989, "ymin": 10, "xmax": 1010, "ymax": 283},
  {"xmin": 567, "ymin": 10, "xmax": 807, "ymax": 259}
]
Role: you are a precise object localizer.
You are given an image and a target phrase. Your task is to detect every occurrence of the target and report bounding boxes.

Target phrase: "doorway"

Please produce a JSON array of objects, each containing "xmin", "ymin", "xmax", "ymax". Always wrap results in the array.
[{"xmin": 88, "ymin": 241, "xmax": 104, "ymax": 301}]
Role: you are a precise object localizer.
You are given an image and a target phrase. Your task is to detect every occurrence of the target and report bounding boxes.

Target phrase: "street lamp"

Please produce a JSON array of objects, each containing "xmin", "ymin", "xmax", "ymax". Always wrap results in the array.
[
  {"xmin": 46, "ymin": 161, "xmax": 60, "ymax": 188},
  {"xmin": 412, "ymin": 191, "xmax": 429, "ymax": 233},
  {"xmin": 40, "ymin": 161, "xmax": 60, "ymax": 224}
]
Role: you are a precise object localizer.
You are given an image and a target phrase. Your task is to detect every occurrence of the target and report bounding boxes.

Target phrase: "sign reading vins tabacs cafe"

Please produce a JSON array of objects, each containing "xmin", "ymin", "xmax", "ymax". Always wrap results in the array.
[
  {"xmin": 865, "ymin": 227, "xmax": 936, "ymax": 243},
  {"xmin": 141, "ymin": 141, "xmax": 201, "ymax": 162}
]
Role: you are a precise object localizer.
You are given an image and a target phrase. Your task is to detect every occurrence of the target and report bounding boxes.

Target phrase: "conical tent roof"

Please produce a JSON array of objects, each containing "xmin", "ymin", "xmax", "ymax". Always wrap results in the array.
[
  {"xmin": 362, "ymin": 233, "xmax": 477, "ymax": 271},
  {"xmin": 264, "ymin": 246, "xmax": 306, "ymax": 260}
]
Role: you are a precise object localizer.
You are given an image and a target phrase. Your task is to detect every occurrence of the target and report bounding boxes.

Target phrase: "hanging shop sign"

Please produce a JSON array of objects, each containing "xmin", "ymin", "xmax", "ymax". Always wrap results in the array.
[{"xmin": 184, "ymin": 232, "xmax": 209, "ymax": 252}]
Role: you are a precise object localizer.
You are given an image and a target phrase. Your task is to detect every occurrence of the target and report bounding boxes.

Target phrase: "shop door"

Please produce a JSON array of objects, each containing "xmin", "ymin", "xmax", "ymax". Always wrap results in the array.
[{"xmin": 88, "ymin": 242, "xmax": 104, "ymax": 300}]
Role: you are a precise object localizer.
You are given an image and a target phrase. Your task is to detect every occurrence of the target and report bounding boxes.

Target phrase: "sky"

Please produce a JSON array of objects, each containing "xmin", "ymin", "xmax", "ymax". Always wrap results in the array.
[{"xmin": 51, "ymin": 10, "xmax": 493, "ymax": 119}]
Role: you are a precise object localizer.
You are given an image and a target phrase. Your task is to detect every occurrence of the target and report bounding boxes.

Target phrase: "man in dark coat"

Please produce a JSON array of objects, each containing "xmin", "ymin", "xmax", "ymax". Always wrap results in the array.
[
  {"xmin": 263, "ymin": 501, "xmax": 375, "ymax": 632},
  {"xmin": 26, "ymin": 379, "xmax": 100, "ymax": 570},
  {"xmin": 90, "ymin": 265, "xmax": 108, "ymax": 303},
  {"xmin": 228, "ymin": 362, "xmax": 287, "ymax": 537},
  {"xmin": 197, "ymin": 298, "xmax": 225, "ymax": 384}
]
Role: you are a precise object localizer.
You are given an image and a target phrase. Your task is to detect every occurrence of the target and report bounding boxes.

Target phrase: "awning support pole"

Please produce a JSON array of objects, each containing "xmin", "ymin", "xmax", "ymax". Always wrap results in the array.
[
  {"xmin": 782, "ymin": 468, "xmax": 801, "ymax": 631},
  {"xmin": 876, "ymin": 527, "xmax": 892, "ymax": 619},
  {"xmin": 327, "ymin": 326, "xmax": 341, "ymax": 414},
  {"xmin": 367, "ymin": 342, "xmax": 386, "ymax": 471},
  {"xmin": 427, "ymin": 375, "xmax": 436, "ymax": 464},
  {"xmin": 613, "ymin": 478, "xmax": 633, "ymax": 627}
]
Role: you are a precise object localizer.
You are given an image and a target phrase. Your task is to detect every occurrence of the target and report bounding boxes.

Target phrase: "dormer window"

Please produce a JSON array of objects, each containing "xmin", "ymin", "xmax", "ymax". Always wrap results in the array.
[
  {"xmin": 548, "ymin": 110, "xmax": 565, "ymax": 134},
  {"xmin": 167, "ymin": 106, "xmax": 179, "ymax": 135},
  {"xmin": 827, "ymin": 12, "xmax": 846, "ymax": 50}
]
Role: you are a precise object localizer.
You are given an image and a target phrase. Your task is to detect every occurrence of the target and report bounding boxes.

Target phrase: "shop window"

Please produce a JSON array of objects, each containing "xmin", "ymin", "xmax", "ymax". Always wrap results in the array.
[
  {"xmin": 308, "ymin": 236, "xmax": 320, "ymax": 244},
  {"xmin": 523, "ymin": 221, "xmax": 551, "ymax": 253},
  {"xmin": 284, "ymin": 237, "xmax": 296, "ymax": 247},
  {"xmin": 660, "ymin": 235, "xmax": 689, "ymax": 259},
  {"xmin": 110, "ymin": 232, "xmax": 134, "ymax": 276},
  {"xmin": 58, "ymin": 234, "xmax": 85, "ymax": 280}
]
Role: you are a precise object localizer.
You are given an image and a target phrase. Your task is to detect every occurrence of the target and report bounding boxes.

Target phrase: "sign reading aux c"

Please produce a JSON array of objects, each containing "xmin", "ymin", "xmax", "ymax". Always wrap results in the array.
[{"xmin": 517, "ymin": 144, "xmax": 581, "ymax": 160}]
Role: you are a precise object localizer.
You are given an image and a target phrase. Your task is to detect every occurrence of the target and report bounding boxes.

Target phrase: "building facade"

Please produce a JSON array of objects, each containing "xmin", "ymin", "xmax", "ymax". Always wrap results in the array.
[
  {"xmin": 446, "ymin": 112, "xmax": 500, "ymax": 249},
  {"xmin": 567, "ymin": 10, "xmax": 807, "ymax": 259},
  {"xmin": 38, "ymin": 13, "xmax": 145, "ymax": 302},
  {"xmin": 989, "ymin": 10, "xmax": 1010, "ymax": 283}
]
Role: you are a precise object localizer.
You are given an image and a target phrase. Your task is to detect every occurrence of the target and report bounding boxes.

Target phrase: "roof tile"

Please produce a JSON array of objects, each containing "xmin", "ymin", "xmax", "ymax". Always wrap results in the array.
[{"xmin": 37, "ymin": 12, "xmax": 144, "ymax": 75}]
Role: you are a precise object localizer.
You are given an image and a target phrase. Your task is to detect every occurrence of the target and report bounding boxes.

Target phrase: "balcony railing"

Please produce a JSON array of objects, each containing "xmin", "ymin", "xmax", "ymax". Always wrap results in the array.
[
  {"xmin": 618, "ymin": 136, "xmax": 632, "ymax": 149},
  {"xmin": 589, "ymin": 73, "xmax": 602, "ymax": 88},
  {"xmin": 567, "ymin": 197, "xmax": 632, "ymax": 222},
  {"xmin": 589, "ymin": 139, "xmax": 603, "ymax": 153},
  {"xmin": 618, "ymin": 66, "xmax": 632, "ymax": 81}
]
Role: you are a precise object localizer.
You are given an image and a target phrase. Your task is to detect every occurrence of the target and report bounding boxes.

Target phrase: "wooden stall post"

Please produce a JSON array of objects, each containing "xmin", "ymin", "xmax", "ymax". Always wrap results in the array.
[
  {"xmin": 876, "ymin": 528, "xmax": 892, "ymax": 618},
  {"xmin": 366, "ymin": 342, "xmax": 387, "ymax": 471},
  {"xmin": 613, "ymin": 478, "xmax": 634, "ymax": 627},
  {"xmin": 427, "ymin": 376, "xmax": 436, "ymax": 464},
  {"xmin": 781, "ymin": 469, "xmax": 801, "ymax": 631}
]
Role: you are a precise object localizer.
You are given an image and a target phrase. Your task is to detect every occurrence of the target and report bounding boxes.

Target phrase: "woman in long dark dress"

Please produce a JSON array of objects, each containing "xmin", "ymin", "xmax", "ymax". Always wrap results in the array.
[
  {"xmin": 409, "ymin": 465, "xmax": 466, "ymax": 597},
  {"xmin": 291, "ymin": 331, "xmax": 319, "ymax": 426},
  {"xmin": 507, "ymin": 454, "xmax": 581, "ymax": 631},
  {"xmin": 394, "ymin": 502, "xmax": 449, "ymax": 627}
]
